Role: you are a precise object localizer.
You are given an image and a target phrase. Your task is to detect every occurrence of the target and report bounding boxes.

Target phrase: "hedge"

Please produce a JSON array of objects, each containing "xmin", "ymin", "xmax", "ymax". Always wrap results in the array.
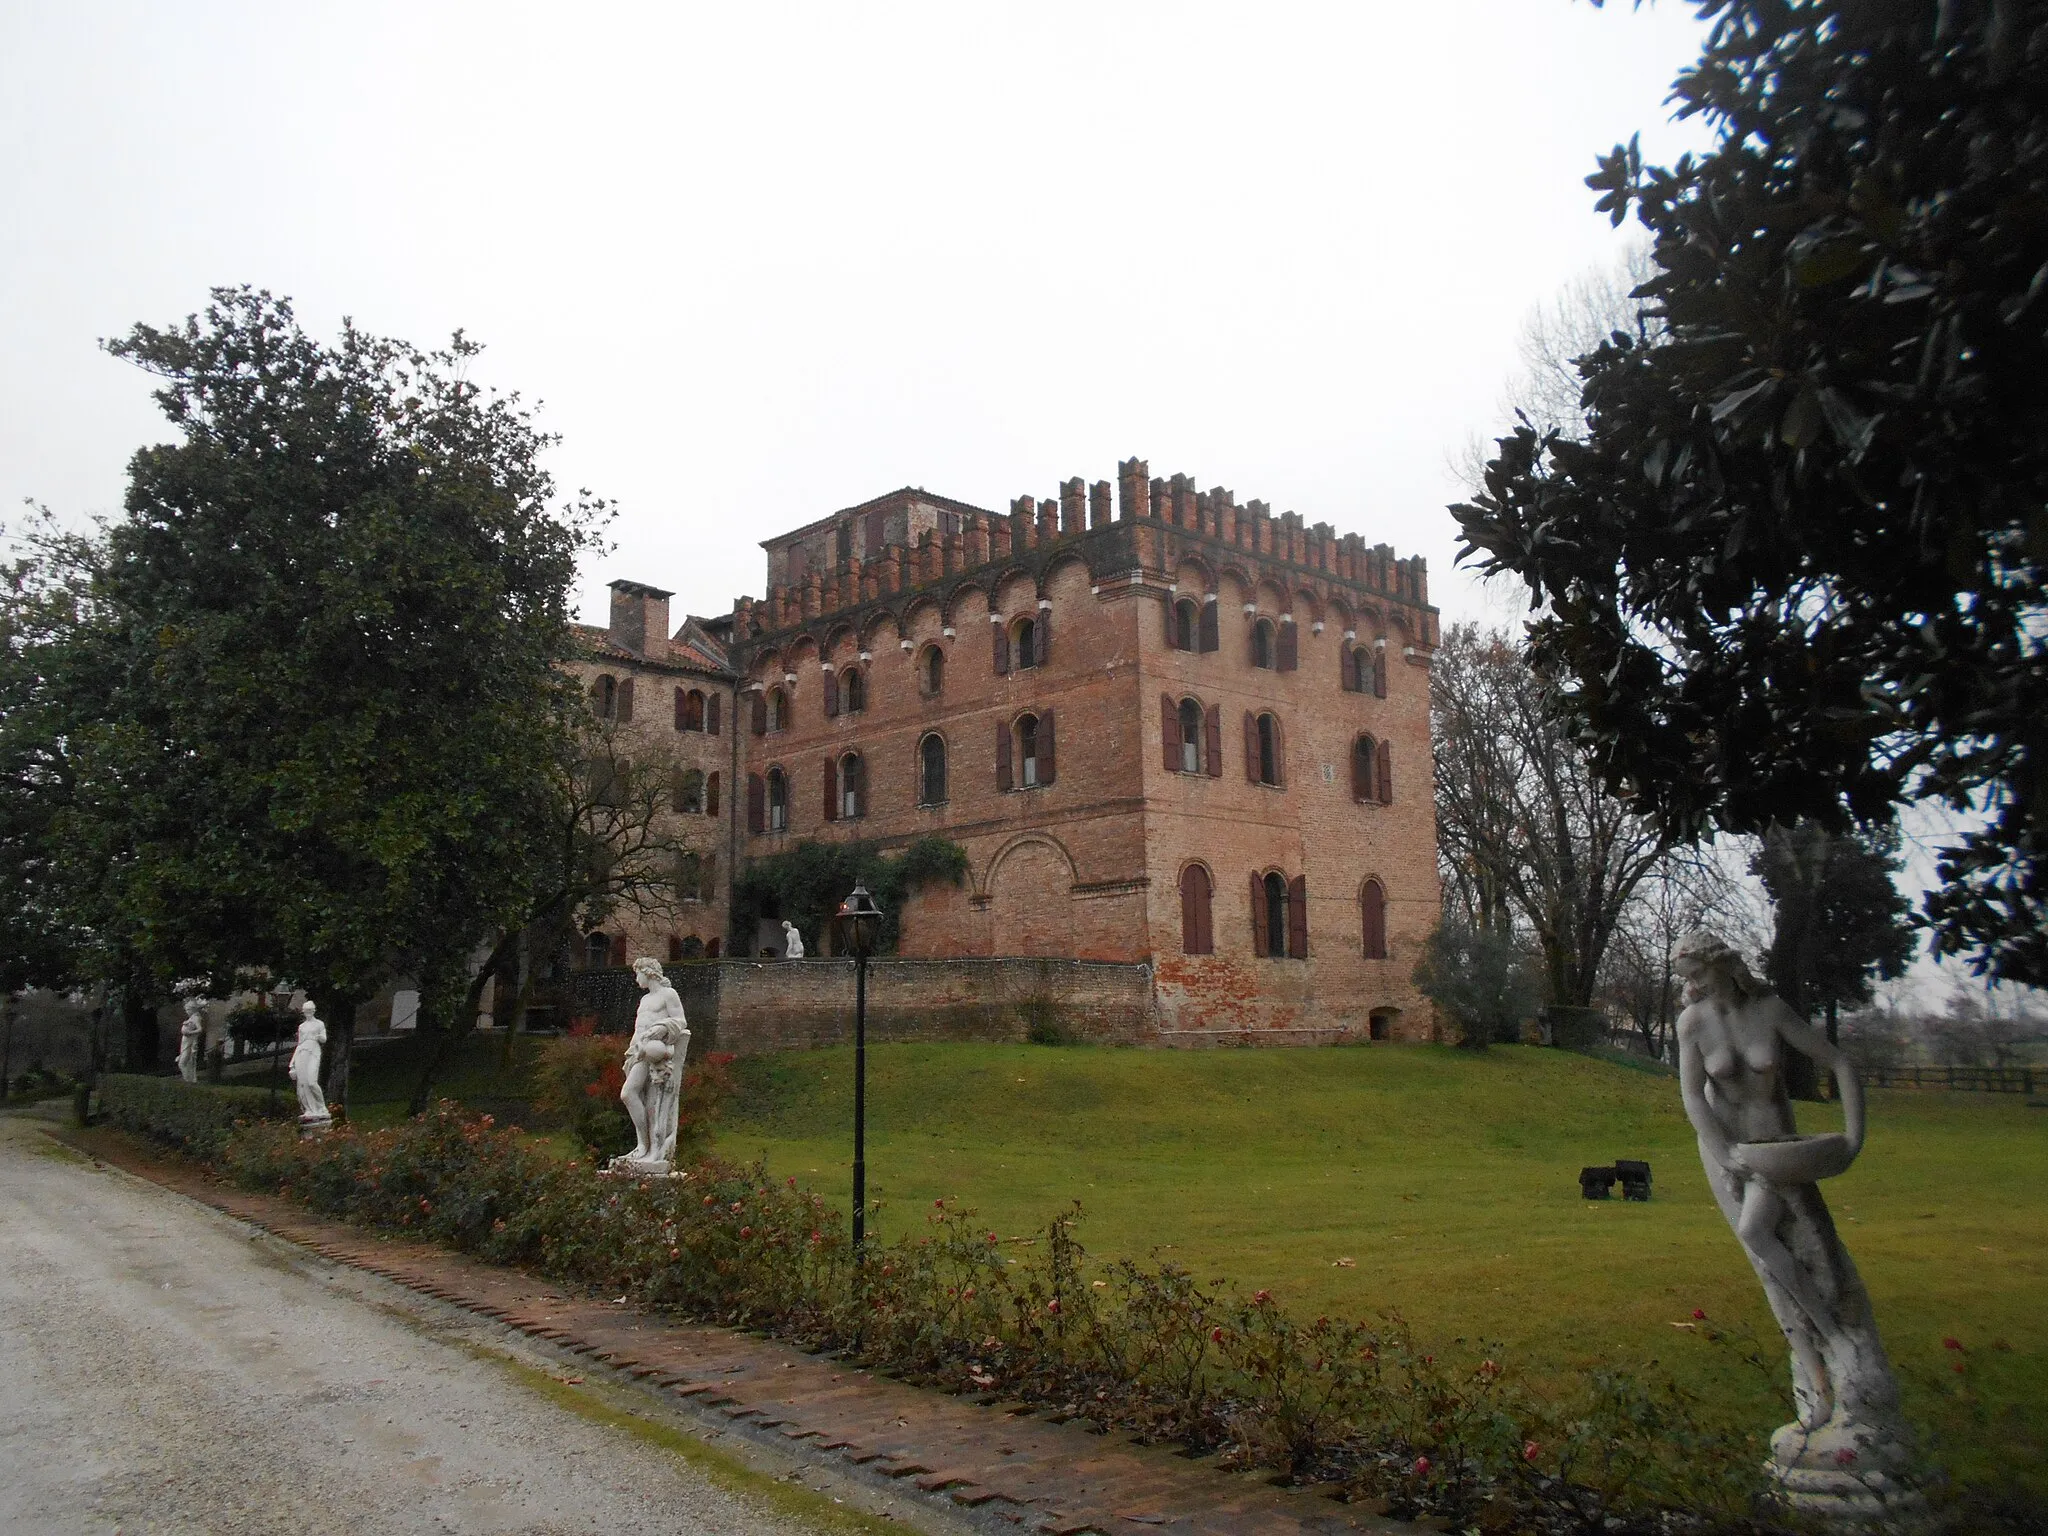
[{"xmin": 98, "ymin": 1073, "xmax": 298, "ymax": 1159}]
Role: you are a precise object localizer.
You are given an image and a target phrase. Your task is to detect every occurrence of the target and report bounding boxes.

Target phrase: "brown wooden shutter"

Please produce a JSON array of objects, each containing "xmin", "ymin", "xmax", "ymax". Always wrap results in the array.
[
  {"xmin": 824, "ymin": 674, "xmax": 839, "ymax": 718},
  {"xmin": 996, "ymin": 720, "xmax": 1013, "ymax": 792},
  {"xmin": 993, "ymin": 622, "xmax": 1010, "ymax": 675},
  {"xmin": 1341, "ymin": 646, "xmax": 1358, "ymax": 692},
  {"xmin": 751, "ymin": 692, "xmax": 767, "ymax": 735},
  {"xmin": 706, "ymin": 772, "xmax": 720, "ymax": 817},
  {"xmin": 1161, "ymin": 694, "xmax": 1178, "ymax": 772},
  {"xmin": 1204, "ymin": 704, "xmax": 1222, "ymax": 778},
  {"xmin": 823, "ymin": 756, "xmax": 838, "ymax": 821},
  {"xmin": 747, "ymin": 773, "xmax": 764, "ymax": 834},
  {"xmin": 701, "ymin": 851, "xmax": 717, "ymax": 903},
  {"xmin": 1271, "ymin": 715, "xmax": 1285, "ymax": 787},
  {"xmin": 1352, "ymin": 736, "xmax": 1372, "ymax": 802},
  {"xmin": 1195, "ymin": 869, "xmax": 1213, "ymax": 953},
  {"xmin": 1378, "ymin": 740, "xmax": 1393, "ymax": 804},
  {"xmin": 1198, "ymin": 600, "xmax": 1218, "ymax": 652},
  {"xmin": 1373, "ymin": 651, "xmax": 1388, "ymax": 699},
  {"xmin": 707, "ymin": 694, "xmax": 720, "ymax": 735},
  {"xmin": 1277, "ymin": 621, "xmax": 1297, "ymax": 672},
  {"xmin": 1035, "ymin": 608, "xmax": 1051, "ymax": 666},
  {"xmin": 1163, "ymin": 597, "xmax": 1181, "ymax": 649},
  {"xmin": 1287, "ymin": 874, "xmax": 1308, "ymax": 958},
  {"xmin": 1243, "ymin": 711, "xmax": 1258, "ymax": 781},
  {"xmin": 617, "ymin": 677, "xmax": 635, "ymax": 722},
  {"xmin": 1038, "ymin": 710, "xmax": 1055, "ymax": 785},
  {"xmin": 1180, "ymin": 869, "xmax": 1199, "ymax": 954},
  {"xmin": 1249, "ymin": 872, "xmax": 1268, "ymax": 957},
  {"xmin": 674, "ymin": 687, "xmax": 687, "ymax": 729}
]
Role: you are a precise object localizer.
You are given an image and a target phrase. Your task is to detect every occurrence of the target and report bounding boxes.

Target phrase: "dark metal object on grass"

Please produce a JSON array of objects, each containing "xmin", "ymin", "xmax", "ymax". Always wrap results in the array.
[
  {"xmin": 1580, "ymin": 1165, "xmax": 1616, "ymax": 1199},
  {"xmin": 1615, "ymin": 1159, "xmax": 1652, "ymax": 1201}
]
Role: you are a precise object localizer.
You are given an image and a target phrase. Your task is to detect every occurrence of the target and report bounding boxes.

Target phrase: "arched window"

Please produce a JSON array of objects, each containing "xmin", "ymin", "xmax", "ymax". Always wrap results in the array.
[
  {"xmin": 1178, "ymin": 698, "xmax": 1203, "ymax": 774},
  {"xmin": 1017, "ymin": 713, "xmax": 1040, "ymax": 787},
  {"xmin": 1174, "ymin": 598, "xmax": 1198, "ymax": 652},
  {"xmin": 839, "ymin": 751, "xmax": 863, "ymax": 819},
  {"xmin": 1351, "ymin": 734, "xmax": 1378, "ymax": 803},
  {"xmin": 677, "ymin": 934, "xmax": 705, "ymax": 960},
  {"xmin": 677, "ymin": 850, "xmax": 703, "ymax": 901},
  {"xmin": 767, "ymin": 687, "xmax": 789, "ymax": 732},
  {"xmin": 1361, "ymin": 878, "xmax": 1388, "ymax": 960},
  {"xmin": 919, "ymin": 733, "xmax": 948, "ymax": 806},
  {"xmin": 593, "ymin": 674, "xmax": 618, "ymax": 718},
  {"xmin": 1263, "ymin": 872, "xmax": 1288, "ymax": 959},
  {"xmin": 1257, "ymin": 713, "xmax": 1281, "ymax": 786},
  {"xmin": 1179, "ymin": 864, "xmax": 1213, "ymax": 955},
  {"xmin": 1251, "ymin": 619, "xmax": 1276, "ymax": 670},
  {"xmin": 676, "ymin": 688, "xmax": 706, "ymax": 731},
  {"xmin": 1012, "ymin": 615, "xmax": 1039, "ymax": 670},
  {"xmin": 920, "ymin": 644, "xmax": 945, "ymax": 696},
  {"xmin": 766, "ymin": 766, "xmax": 788, "ymax": 832},
  {"xmin": 585, "ymin": 931, "xmax": 611, "ymax": 969},
  {"xmin": 840, "ymin": 668, "xmax": 865, "ymax": 714}
]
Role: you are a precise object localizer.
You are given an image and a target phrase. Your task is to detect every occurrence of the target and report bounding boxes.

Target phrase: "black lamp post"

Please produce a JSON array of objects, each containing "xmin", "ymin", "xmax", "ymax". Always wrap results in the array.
[{"xmin": 832, "ymin": 882, "xmax": 883, "ymax": 1260}]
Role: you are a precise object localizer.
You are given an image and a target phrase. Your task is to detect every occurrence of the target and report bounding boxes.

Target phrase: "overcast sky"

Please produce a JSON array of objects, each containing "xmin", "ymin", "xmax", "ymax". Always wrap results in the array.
[{"xmin": 2, "ymin": 0, "xmax": 1716, "ymax": 631}]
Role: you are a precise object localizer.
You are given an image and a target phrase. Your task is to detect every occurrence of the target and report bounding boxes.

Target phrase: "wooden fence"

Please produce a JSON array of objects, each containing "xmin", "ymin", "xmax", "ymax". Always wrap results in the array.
[{"xmin": 1864, "ymin": 1064, "xmax": 2039, "ymax": 1095}]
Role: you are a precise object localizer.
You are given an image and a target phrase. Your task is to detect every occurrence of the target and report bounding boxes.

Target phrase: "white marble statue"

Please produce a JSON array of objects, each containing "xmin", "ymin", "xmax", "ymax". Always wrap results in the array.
[
  {"xmin": 609, "ymin": 957, "xmax": 690, "ymax": 1176},
  {"xmin": 1673, "ymin": 930, "xmax": 1916, "ymax": 1514},
  {"xmin": 176, "ymin": 998, "xmax": 205, "ymax": 1083},
  {"xmin": 781, "ymin": 920, "xmax": 804, "ymax": 960},
  {"xmin": 288, "ymin": 1000, "xmax": 331, "ymax": 1125}
]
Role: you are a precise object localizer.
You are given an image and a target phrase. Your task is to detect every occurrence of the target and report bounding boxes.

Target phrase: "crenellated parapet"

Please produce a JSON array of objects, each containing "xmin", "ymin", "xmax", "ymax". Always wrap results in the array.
[{"xmin": 727, "ymin": 461, "xmax": 1439, "ymax": 666}]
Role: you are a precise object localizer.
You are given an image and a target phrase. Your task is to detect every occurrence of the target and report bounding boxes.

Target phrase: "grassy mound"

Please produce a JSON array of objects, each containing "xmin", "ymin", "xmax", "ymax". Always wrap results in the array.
[{"xmin": 716, "ymin": 1041, "xmax": 2047, "ymax": 1499}]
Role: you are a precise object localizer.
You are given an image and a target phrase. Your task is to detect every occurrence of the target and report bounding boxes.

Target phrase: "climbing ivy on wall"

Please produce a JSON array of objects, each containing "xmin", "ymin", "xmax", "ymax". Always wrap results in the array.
[{"xmin": 730, "ymin": 836, "xmax": 968, "ymax": 956}]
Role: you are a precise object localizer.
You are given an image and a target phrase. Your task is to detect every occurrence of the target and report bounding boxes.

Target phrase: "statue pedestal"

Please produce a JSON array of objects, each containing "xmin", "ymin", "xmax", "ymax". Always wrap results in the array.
[
  {"xmin": 1770, "ymin": 1420, "xmax": 1924, "ymax": 1522},
  {"xmin": 298, "ymin": 1114, "xmax": 332, "ymax": 1140},
  {"xmin": 601, "ymin": 1155, "xmax": 679, "ymax": 1179}
]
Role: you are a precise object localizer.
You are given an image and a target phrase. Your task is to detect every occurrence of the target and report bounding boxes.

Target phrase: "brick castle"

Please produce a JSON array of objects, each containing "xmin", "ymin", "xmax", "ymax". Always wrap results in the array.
[{"xmin": 574, "ymin": 458, "xmax": 1441, "ymax": 1043}]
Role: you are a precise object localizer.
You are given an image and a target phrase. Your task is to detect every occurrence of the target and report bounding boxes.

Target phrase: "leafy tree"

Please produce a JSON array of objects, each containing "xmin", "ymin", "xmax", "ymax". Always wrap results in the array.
[
  {"xmin": 1456, "ymin": 2, "xmax": 2048, "ymax": 984},
  {"xmin": 43, "ymin": 287, "xmax": 605, "ymax": 1103},
  {"xmin": 1412, "ymin": 919, "xmax": 1543, "ymax": 1048},
  {"xmin": 731, "ymin": 836, "xmax": 969, "ymax": 957},
  {"xmin": 1432, "ymin": 622, "xmax": 1675, "ymax": 1007},
  {"xmin": 1751, "ymin": 820, "xmax": 1914, "ymax": 1093}
]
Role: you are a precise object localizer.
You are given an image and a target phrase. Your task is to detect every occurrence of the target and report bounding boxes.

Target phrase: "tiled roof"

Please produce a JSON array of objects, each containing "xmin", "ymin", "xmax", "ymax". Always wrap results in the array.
[{"xmin": 570, "ymin": 622, "xmax": 733, "ymax": 679}]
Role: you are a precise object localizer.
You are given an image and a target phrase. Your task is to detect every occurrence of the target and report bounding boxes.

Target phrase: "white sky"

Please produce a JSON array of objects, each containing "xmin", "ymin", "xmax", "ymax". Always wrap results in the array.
[{"xmin": 1, "ymin": 0, "xmax": 1716, "ymax": 631}]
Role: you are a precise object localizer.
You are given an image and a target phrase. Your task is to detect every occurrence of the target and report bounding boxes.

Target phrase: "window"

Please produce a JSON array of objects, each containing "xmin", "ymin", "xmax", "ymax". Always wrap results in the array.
[
  {"xmin": 1244, "ymin": 711, "xmax": 1282, "ymax": 787},
  {"xmin": 838, "ymin": 752, "xmax": 863, "ymax": 819},
  {"xmin": 676, "ymin": 934, "xmax": 705, "ymax": 960},
  {"xmin": 1342, "ymin": 645, "xmax": 1368, "ymax": 693},
  {"xmin": 919, "ymin": 733, "xmax": 948, "ymax": 806},
  {"xmin": 1361, "ymin": 879, "xmax": 1388, "ymax": 960},
  {"xmin": 1178, "ymin": 698, "xmax": 1203, "ymax": 774},
  {"xmin": 1250, "ymin": 871, "xmax": 1308, "ymax": 958},
  {"xmin": 1351, "ymin": 734, "xmax": 1378, "ymax": 802},
  {"xmin": 673, "ymin": 766, "xmax": 704, "ymax": 815},
  {"xmin": 1017, "ymin": 713, "xmax": 1040, "ymax": 787},
  {"xmin": 1172, "ymin": 598, "xmax": 1197, "ymax": 652},
  {"xmin": 766, "ymin": 766, "xmax": 788, "ymax": 832},
  {"xmin": 593, "ymin": 674, "xmax": 618, "ymax": 718},
  {"xmin": 1179, "ymin": 864, "xmax": 1213, "ymax": 955},
  {"xmin": 676, "ymin": 688, "xmax": 706, "ymax": 731},
  {"xmin": 920, "ymin": 644, "xmax": 945, "ymax": 696},
  {"xmin": 840, "ymin": 667, "xmax": 865, "ymax": 714},
  {"xmin": 1251, "ymin": 619, "xmax": 1276, "ymax": 670},
  {"xmin": 585, "ymin": 931, "xmax": 612, "ymax": 969},
  {"xmin": 677, "ymin": 850, "xmax": 703, "ymax": 901},
  {"xmin": 1013, "ymin": 615, "xmax": 1038, "ymax": 670},
  {"xmin": 767, "ymin": 687, "xmax": 789, "ymax": 732},
  {"xmin": 997, "ymin": 710, "xmax": 1055, "ymax": 790}
]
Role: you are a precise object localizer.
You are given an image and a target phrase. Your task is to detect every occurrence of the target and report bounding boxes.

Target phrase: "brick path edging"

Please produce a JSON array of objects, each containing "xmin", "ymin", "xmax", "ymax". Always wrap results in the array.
[{"xmin": 58, "ymin": 1126, "xmax": 1406, "ymax": 1536}]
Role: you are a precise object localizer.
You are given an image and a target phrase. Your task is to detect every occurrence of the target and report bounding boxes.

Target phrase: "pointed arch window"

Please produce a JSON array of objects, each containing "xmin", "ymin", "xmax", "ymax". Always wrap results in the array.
[
  {"xmin": 920, "ymin": 644, "xmax": 945, "ymax": 696},
  {"xmin": 766, "ymin": 766, "xmax": 788, "ymax": 832},
  {"xmin": 1251, "ymin": 619, "xmax": 1276, "ymax": 670},
  {"xmin": 1179, "ymin": 864, "xmax": 1214, "ymax": 955},
  {"xmin": 1177, "ymin": 698, "xmax": 1203, "ymax": 774},
  {"xmin": 767, "ymin": 687, "xmax": 790, "ymax": 733},
  {"xmin": 919, "ymin": 732, "xmax": 948, "ymax": 806},
  {"xmin": 1361, "ymin": 878, "xmax": 1388, "ymax": 960},
  {"xmin": 840, "ymin": 667, "xmax": 865, "ymax": 714}
]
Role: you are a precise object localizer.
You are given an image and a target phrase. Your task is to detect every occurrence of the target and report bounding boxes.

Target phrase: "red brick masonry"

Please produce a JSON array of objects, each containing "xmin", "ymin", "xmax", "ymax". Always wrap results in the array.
[{"xmin": 63, "ymin": 1127, "xmax": 1407, "ymax": 1536}]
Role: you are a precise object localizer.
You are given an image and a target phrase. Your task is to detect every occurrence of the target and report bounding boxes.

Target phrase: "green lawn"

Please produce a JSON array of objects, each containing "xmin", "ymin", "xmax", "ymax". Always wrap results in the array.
[{"xmin": 713, "ymin": 1042, "xmax": 2046, "ymax": 1496}]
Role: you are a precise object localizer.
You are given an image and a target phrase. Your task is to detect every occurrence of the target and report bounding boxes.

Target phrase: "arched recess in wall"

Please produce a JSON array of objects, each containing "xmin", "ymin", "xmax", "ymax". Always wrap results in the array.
[{"xmin": 983, "ymin": 833, "xmax": 1077, "ymax": 958}]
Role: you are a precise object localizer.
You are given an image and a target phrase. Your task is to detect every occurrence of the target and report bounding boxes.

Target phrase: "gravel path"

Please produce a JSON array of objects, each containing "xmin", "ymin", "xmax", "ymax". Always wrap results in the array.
[{"xmin": 0, "ymin": 1112, "xmax": 835, "ymax": 1536}]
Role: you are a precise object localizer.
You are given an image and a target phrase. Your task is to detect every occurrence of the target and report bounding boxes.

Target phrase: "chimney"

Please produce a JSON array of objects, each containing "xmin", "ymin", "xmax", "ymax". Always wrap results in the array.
[{"xmin": 607, "ymin": 580, "xmax": 672, "ymax": 655}]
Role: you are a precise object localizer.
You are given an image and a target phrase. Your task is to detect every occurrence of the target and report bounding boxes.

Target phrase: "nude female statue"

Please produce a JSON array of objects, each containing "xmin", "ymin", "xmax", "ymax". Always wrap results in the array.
[
  {"xmin": 288, "ymin": 1000, "xmax": 330, "ymax": 1124},
  {"xmin": 1674, "ymin": 930, "xmax": 1914, "ymax": 1511},
  {"xmin": 612, "ymin": 957, "xmax": 690, "ymax": 1174},
  {"xmin": 177, "ymin": 998, "xmax": 205, "ymax": 1084}
]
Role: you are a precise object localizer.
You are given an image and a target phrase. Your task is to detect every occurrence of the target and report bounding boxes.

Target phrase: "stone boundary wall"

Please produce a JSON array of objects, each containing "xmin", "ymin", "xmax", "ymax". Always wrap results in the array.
[{"xmin": 570, "ymin": 959, "xmax": 1157, "ymax": 1054}]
